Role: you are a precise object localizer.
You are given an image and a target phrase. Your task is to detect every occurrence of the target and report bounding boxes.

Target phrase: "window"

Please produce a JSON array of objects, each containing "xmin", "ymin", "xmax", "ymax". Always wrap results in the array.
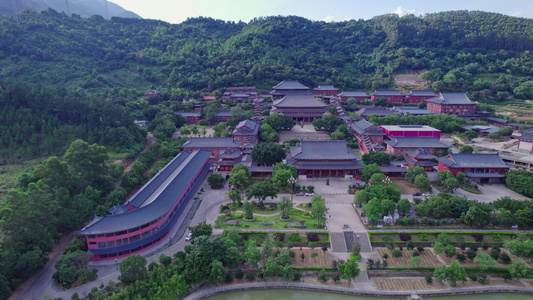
[
  {"xmin": 122, "ymin": 238, "xmax": 128, "ymax": 245},
  {"xmin": 142, "ymin": 230, "xmax": 151, "ymax": 239},
  {"xmin": 107, "ymin": 241, "xmax": 115, "ymax": 247},
  {"xmin": 96, "ymin": 234, "xmax": 105, "ymax": 238},
  {"xmin": 116, "ymin": 239, "xmax": 122, "ymax": 246},
  {"xmin": 88, "ymin": 235, "xmax": 96, "ymax": 239},
  {"xmin": 89, "ymin": 242, "xmax": 96, "ymax": 245},
  {"xmin": 99, "ymin": 254, "xmax": 108, "ymax": 259},
  {"xmin": 140, "ymin": 223, "xmax": 150, "ymax": 230},
  {"xmin": 118, "ymin": 250, "xmax": 130, "ymax": 256},
  {"xmin": 116, "ymin": 230, "xmax": 127, "ymax": 236},
  {"xmin": 106, "ymin": 233, "xmax": 114, "ymax": 238},
  {"xmin": 108, "ymin": 253, "xmax": 117, "ymax": 257},
  {"xmin": 128, "ymin": 227, "xmax": 139, "ymax": 233},
  {"xmin": 98, "ymin": 242, "xmax": 106, "ymax": 248},
  {"xmin": 129, "ymin": 234, "xmax": 140, "ymax": 242}
]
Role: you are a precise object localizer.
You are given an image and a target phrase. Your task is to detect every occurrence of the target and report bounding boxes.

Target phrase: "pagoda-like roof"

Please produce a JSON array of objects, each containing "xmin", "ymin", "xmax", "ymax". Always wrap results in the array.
[
  {"xmin": 426, "ymin": 92, "xmax": 477, "ymax": 105},
  {"xmin": 77, "ymin": 150, "xmax": 211, "ymax": 235},
  {"xmin": 182, "ymin": 137, "xmax": 240, "ymax": 148},
  {"xmin": 273, "ymin": 94, "xmax": 327, "ymax": 108},
  {"xmin": 290, "ymin": 140, "xmax": 358, "ymax": 161},
  {"xmin": 232, "ymin": 119, "xmax": 259, "ymax": 136},
  {"xmin": 406, "ymin": 148, "xmax": 437, "ymax": 160},
  {"xmin": 356, "ymin": 107, "xmax": 397, "ymax": 117},
  {"xmin": 437, "ymin": 153, "xmax": 510, "ymax": 169},
  {"xmin": 272, "ymin": 80, "xmax": 309, "ymax": 90}
]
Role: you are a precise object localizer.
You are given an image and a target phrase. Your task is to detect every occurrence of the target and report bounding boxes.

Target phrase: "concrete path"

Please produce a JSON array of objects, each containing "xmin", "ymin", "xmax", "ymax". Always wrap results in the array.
[
  {"xmin": 344, "ymin": 231, "xmax": 355, "ymax": 252},
  {"xmin": 330, "ymin": 232, "xmax": 347, "ymax": 252},
  {"xmin": 354, "ymin": 232, "xmax": 373, "ymax": 253}
]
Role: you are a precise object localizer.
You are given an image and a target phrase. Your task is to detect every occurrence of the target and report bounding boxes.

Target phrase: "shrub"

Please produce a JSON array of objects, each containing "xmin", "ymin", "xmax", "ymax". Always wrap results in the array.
[
  {"xmin": 293, "ymin": 273, "xmax": 302, "ymax": 281},
  {"xmin": 408, "ymin": 217, "xmax": 417, "ymax": 225},
  {"xmin": 444, "ymin": 245, "xmax": 457, "ymax": 258},
  {"xmin": 467, "ymin": 248, "xmax": 477, "ymax": 260},
  {"xmin": 289, "ymin": 232, "xmax": 301, "ymax": 242},
  {"xmin": 225, "ymin": 274, "xmax": 234, "ymax": 283},
  {"xmin": 275, "ymin": 232, "xmax": 285, "ymax": 241},
  {"xmin": 322, "ymin": 246, "xmax": 328, "ymax": 252},
  {"xmin": 470, "ymin": 245, "xmax": 478, "ymax": 252},
  {"xmin": 469, "ymin": 274, "xmax": 478, "ymax": 282},
  {"xmin": 425, "ymin": 276, "xmax": 433, "ymax": 284},
  {"xmin": 420, "ymin": 233, "xmax": 428, "ymax": 241},
  {"xmin": 481, "ymin": 241, "xmax": 489, "ymax": 250},
  {"xmin": 382, "ymin": 253, "xmax": 389, "ymax": 260},
  {"xmin": 413, "ymin": 251, "xmax": 420, "ymax": 257},
  {"xmin": 500, "ymin": 253, "xmax": 511, "ymax": 264},
  {"xmin": 472, "ymin": 233, "xmax": 484, "ymax": 243},
  {"xmin": 428, "ymin": 219, "xmax": 436, "ymax": 226},
  {"xmin": 317, "ymin": 269, "xmax": 329, "ymax": 282},
  {"xmin": 490, "ymin": 246, "xmax": 501, "ymax": 260},
  {"xmin": 148, "ymin": 261, "xmax": 158, "ymax": 272},
  {"xmin": 392, "ymin": 249, "xmax": 403, "ymax": 258},
  {"xmin": 417, "ymin": 246, "xmax": 425, "ymax": 253},
  {"xmin": 241, "ymin": 234, "xmax": 249, "ymax": 241},
  {"xmin": 457, "ymin": 253, "xmax": 466, "ymax": 262},
  {"xmin": 406, "ymin": 241, "xmax": 415, "ymax": 250},
  {"xmin": 399, "ymin": 233, "xmax": 411, "ymax": 241},
  {"xmin": 502, "ymin": 272, "xmax": 513, "ymax": 281},
  {"xmin": 235, "ymin": 269, "xmax": 244, "ymax": 279},
  {"xmin": 246, "ymin": 273, "xmax": 255, "ymax": 281},
  {"xmin": 307, "ymin": 233, "xmax": 319, "ymax": 242},
  {"xmin": 333, "ymin": 274, "xmax": 341, "ymax": 283}
]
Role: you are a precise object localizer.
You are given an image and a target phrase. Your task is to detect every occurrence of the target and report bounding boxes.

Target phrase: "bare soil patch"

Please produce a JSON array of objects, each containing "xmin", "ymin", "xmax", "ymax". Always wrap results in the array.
[
  {"xmin": 291, "ymin": 248, "xmax": 331, "ymax": 268},
  {"xmin": 392, "ymin": 180, "xmax": 423, "ymax": 195},
  {"xmin": 374, "ymin": 277, "xmax": 446, "ymax": 290},
  {"xmin": 438, "ymin": 249, "xmax": 514, "ymax": 268},
  {"xmin": 377, "ymin": 248, "xmax": 441, "ymax": 267},
  {"xmin": 393, "ymin": 69, "xmax": 428, "ymax": 86},
  {"xmin": 495, "ymin": 105, "xmax": 533, "ymax": 122}
]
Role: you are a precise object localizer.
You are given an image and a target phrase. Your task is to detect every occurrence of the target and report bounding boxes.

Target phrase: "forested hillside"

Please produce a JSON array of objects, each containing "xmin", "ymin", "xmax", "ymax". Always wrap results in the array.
[{"xmin": 0, "ymin": 9, "xmax": 532, "ymax": 161}]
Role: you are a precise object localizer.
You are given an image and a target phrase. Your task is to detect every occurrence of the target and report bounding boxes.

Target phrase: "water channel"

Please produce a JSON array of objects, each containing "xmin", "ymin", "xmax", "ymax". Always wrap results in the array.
[{"xmin": 206, "ymin": 289, "xmax": 532, "ymax": 300}]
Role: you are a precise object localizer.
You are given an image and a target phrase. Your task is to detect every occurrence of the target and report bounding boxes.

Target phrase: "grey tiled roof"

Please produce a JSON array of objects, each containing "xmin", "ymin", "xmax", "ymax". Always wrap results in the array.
[
  {"xmin": 486, "ymin": 117, "xmax": 508, "ymax": 124},
  {"xmin": 373, "ymin": 90, "xmax": 404, "ymax": 96},
  {"xmin": 426, "ymin": 92, "xmax": 477, "ymax": 105},
  {"xmin": 290, "ymin": 140, "xmax": 358, "ymax": 160},
  {"xmin": 182, "ymin": 137, "xmax": 241, "ymax": 148},
  {"xmin": 464, "ymin": 172, "xmax": 505, "ymax": 178},
  {"xmin": 77, "ymin": 150, "xmax": 211, "ymax": 235},
  {"xmin": 232, "ymin": 119, "xmax": 259, "ymax": 136},
  {"xmin": 409, "ymin": 90, "xmax": 437, "ymax": 96},
  {"xmin": 177, "ymin": 111, "xmax": 201, "ymax": 117},
  {"xmin": 272, "ymin": 80, "xmax": 309, "ymax": 90},
  {"xmin": 356, "ymin": 107, "xmax": 397, "ymax": 117},
  {"xmin": 350, "ymin": 119, "xmax": 386, "ymax": 136},
  {"xmin": 385, "ymin": 137, "xmax": 448, "ymax": 149},
  {"xmin": 406, "ymin": 148, "xmax": 437, "ymax": 159},
  {"xmin": 273, "ymin": 94, "xmax": 328, "ymax": 108},
  {"xmin": 290, "ymin": 161, "xmax": 363, "ymax": 170},
  {"xmin": 437, "ymin": 153, "xmax": 510, "ymax": 168},
  {"xmin": 339, "ymin": 91, "xmax": 368, "ymax": 97},
  {"xmin": 314, "ymin": 85, "xmax": 338, "ymax": 91}
]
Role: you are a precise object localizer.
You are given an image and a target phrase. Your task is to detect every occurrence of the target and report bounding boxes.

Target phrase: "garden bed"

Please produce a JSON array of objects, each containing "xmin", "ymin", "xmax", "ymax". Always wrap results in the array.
[
  {"xmin": 376, "ymin": 248, "xmax": 441, "ymax": 267},
  {"xmin": 369, "ymin": 231, "xmax": 523, "ymax": 245},
  {"xmin": 291, "ymin": 248, "xmax": 331, "ymax": 268},
  {"xmin": 216, "ymin": 210, "xmax": 320, "ymax": 229},
  {"xmin": 437, "ymin": 249, "xmax": 515, "ymax": 268},
  {"xmin": 373, "ymin": 277, "xmax": 447, "ymax": 290},
  {"xmin": 230, "ymin": 231, "xmax": 330, "ymax": 247}
]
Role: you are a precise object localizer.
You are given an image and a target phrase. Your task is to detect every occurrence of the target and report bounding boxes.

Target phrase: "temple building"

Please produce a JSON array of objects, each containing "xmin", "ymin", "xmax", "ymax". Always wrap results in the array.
[
  {"xmin": 271, "ymin": 94, "xmax": 327, "ymax": 122},
  {"xmin": 182, "ymin": 137, "xmax": 241, "ymax": 161},
  {"xmin": 77, "ymin": 150, "xmax": 211, "ymax": 261},
  {"xmin": 404, "ymin": 148, "xmax": 438, "ymax": 172},
  {"xmin": 517, "ymin": 128, "xmax": 533, "ymax": 152},
  {"xmin": 425, "ymin": 92, "xmax": 477, "ymax": 115},
  {"xmin": 222, "ymin": 86, "xmax": 258, "ymax": 103},
  {"xmin": 338, "ymin": 91, "xmax": 369, "ymax": 102},
  {"xmin": 287, "ymin": 140, "xmax": 363, "ymax": 178},
  {"xmin": 371, "ymin": 90, "xmax": 405, "ymax": 103},
  {"xmin": 314, "ymin": 85, "xmax": 338, "ymax": 95},
  {"xmin": 355, "ymin": 107, "xmax": 397, "ymax": 120},
  {"xmin": 380, "ymin": 125, "xmax": 441, "ymax": 139},
  {"xmin": 385, "ymin": 137, "xmax": 449, "ymax": 157},
  {"xmin": 270, "ymin": 80, "xmax": 310, "ymax": 99},
  {"xmin": 349, "ymin": 119, "xmax": 386, "ymax": 154},
  {"xmin": 407, "ymin": 90, "xmax": 437, "ymax": 103},
  {"xmin": 232, "ymin": 119, "xmax": 259, "ymax": 145},
  {"xmin": 437, "ymin": 153, "xmax": 511, "ymax": 183}
]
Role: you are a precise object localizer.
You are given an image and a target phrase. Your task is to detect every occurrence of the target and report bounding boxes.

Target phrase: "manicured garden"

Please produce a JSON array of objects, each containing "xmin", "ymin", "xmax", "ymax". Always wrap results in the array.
[
  {"xmin": 216, "ymin": 209, "xmax": 321, "ymax": 229},
  {"xmin": 227, "ymin": 231, "xmax": 330, "ymax": 247},
  {"xmin": 369, "ymin": 231, "xmax": 528, "ymax": 246}
]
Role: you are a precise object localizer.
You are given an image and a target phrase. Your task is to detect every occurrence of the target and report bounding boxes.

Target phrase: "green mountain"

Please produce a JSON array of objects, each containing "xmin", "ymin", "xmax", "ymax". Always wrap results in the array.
[
  {"xmin": 0, "ymin": 10, "xmax": 532, "ymax": 162},
  {"xmin": 0, "ymin": 0, "xmax": 140, "ymax": 19}
]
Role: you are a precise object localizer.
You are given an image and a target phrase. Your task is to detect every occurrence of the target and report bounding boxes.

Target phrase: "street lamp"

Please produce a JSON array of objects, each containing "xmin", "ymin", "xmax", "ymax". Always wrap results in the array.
[
  {"xmin": 288, "ymin": 176, "xmax": 297, "ymax": 203},
  {"xmin": 384, "ymin": 176, "xmax": 391, "ymax": 192}
]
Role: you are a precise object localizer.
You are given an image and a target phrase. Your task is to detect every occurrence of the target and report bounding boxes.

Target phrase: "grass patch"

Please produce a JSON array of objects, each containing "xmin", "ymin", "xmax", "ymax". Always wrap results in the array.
[
  {"xmin": 216, "ymin": 209, "xmax": 322, "ymax": 229},
  {"xmin": 460, "ymin": 185, "xmax": 482, "ymax": 194},
  {"xmin": 0, "ymin": 158, "xmax": 43, "ymax": 196}
]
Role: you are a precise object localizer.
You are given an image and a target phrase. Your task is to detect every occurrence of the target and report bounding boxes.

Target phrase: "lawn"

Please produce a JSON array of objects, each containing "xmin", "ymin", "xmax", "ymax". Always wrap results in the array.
[
  {"xmin": 216, "ymin": 209, "xmax": 322, "ymax": 229},
  {"xmin": 391, "ymin": 180, "xmax": 422, "ymax": 194}
]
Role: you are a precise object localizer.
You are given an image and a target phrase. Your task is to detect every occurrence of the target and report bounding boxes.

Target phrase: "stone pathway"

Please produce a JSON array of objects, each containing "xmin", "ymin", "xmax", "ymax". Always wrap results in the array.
[
  {"xmin": 354, "ymin": 231, "xmax": 373, "ymax": 253},
  {"xmin": 330, "ymin": 232, "xmax": 347, "ymax": 252}
]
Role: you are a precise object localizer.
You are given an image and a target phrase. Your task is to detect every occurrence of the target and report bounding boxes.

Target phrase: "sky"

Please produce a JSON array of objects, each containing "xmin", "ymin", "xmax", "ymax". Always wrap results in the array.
[{"xmin": 109, "ymin": 0, "xmax": 533, "ymax": 24}]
